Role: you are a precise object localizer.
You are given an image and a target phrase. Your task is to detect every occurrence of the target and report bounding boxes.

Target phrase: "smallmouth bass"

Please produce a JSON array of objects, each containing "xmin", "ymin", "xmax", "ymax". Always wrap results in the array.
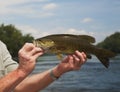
[{"xmin": 33, "ymin": 34, "xmax": 116, "ymax": 68}]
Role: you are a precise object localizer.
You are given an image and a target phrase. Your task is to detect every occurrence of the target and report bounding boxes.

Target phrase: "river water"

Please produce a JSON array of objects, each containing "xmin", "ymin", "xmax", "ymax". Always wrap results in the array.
[{"xmin": 32, "ymin": 55, "xmax": 120, "ymax": 92}]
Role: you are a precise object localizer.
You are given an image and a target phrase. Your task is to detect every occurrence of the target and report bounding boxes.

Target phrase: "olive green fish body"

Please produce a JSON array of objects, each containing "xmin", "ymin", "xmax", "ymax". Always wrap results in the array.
[
  {"xmin": 34, "ymin": 34, "xmax": 116, "ymax": 68},
  {"xmin": 35, "ymin": 34, "xmax": 95, "ymax": 54}
]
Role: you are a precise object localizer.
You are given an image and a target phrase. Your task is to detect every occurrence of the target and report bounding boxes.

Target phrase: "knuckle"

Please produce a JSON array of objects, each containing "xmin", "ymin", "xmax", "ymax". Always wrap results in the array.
[
  {"xmin": 25, "ymin": 42, "xmax": 30, "ymax": 45},
  {"xmin": 25, "ymin": 43, "xmax": 34, "ymax": 47},
  {"xmin": 71, "ymin": 65, "xmax": 75, "ymax": 70},
  {"xmin": 18, "ymin": 49, "xmax": 23, "ymax": 56}
]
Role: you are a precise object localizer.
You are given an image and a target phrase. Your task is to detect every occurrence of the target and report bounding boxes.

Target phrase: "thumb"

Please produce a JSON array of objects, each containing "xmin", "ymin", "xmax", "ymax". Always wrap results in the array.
[{"xmin": 61, "ymin": 55, "xmax": 70, "ymax": 63}]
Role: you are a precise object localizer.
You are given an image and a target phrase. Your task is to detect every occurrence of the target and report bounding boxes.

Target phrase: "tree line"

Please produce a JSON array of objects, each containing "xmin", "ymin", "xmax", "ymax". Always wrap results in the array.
[
  {"xmin": 0, "ymin": 24, "xmax": 34, "ymax": 60},
  {"xmin": 0, "ymin": 24, "xmax": 120, "ymax": 60},
  {"xmin": 96, "ymin": 32, "xmax": 120, "ymax": 54}
]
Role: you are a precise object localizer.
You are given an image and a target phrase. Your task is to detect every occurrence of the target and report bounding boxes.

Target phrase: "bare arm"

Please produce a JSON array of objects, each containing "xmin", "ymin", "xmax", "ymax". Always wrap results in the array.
[
  {"xmin": 0, "ymin": 68, "xmax": 27, "ymax": 92},
  {"xmin": 0, "ymin": 43, "xmax": 43, "ymax": 92},
  {"xmin": 0, "ymin": 42, "xmax": 86, "ymax": 92},
  {"xmin": 14, "ymin": 69, "xmax": 54, "ymax": 92},
  {"xmin": 14, "ymin": 51, "xmax": 87, "ymax": 92}
]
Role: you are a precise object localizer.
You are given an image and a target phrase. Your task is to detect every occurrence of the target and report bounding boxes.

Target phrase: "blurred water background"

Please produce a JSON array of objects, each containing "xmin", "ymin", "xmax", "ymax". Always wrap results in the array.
[{"xmin": 32, "ymin": 55, "xmax": 120, "ymax": 92}]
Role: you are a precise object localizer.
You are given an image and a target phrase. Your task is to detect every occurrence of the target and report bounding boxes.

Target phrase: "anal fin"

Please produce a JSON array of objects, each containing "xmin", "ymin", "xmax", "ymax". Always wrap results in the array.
[{"xmin": 97, "ymin": 56, "xmax": 109, "ymax": 68}]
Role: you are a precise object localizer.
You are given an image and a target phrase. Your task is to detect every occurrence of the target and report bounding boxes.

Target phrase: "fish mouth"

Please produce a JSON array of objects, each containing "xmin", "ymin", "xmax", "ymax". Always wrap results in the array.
[
  {"xmin": 33, "ymin": 39, "xmax": 55, "ymax": 52},
  {"xmin": 33, "ymin": 40, "xmax": 39, "ymax": 47}
]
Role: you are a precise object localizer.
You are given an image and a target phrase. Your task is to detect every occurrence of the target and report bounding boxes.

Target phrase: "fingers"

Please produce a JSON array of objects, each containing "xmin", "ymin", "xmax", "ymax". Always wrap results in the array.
[
  {"xmin": 19, "ymin": 43, "xmax": 44, "ymax": 61},
  {"xmin": 21, "ymin": 43, "xmax": 35, "ymax": 52},
  {"xmin": 52, "ymin": 50, "xmax": 87, "ymax": 75},
  {"xmin": 76, "ymin": 51, "xmax": 87, "ymax": 61},
  {"xmin": 31, "ymin": 47, "xmax": 43, "ymax": 56},
  {"xmin": 70, "ymin": 50, "xmax": 87, "ymax": 70},
  {"xmin": 62, "ymin": 56, "xmax": 69, "ymax": 63},
  {"xmin": 21, "ymin": 43, "xmax": 43, "ymax": 54},
  {"xmin": 33, "ymin": 49, "xmax": 44, "ymax": 60},
  {"xmin": 18, "ymin": 43, "xmax": 45, "ymax": 74},
  {"xmin": 72, "ymin": 54, "xmax": 81, "ymax": 67}
]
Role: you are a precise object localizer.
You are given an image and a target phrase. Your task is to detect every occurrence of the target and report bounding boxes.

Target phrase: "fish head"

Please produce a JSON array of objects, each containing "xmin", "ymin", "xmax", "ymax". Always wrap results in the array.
[{"xmin": 33, "ymin": 39, "xmax": 55, "ymax": 50}]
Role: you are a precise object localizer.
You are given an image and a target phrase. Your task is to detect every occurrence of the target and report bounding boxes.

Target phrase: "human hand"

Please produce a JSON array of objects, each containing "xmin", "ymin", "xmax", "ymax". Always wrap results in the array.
[
  {"xmin": 53, "ymin": 50, "xmax": 87, "ymax": 77},
  {"xmin": 18, "ymin": 43, "xmax": 44, "ymax": 75}
]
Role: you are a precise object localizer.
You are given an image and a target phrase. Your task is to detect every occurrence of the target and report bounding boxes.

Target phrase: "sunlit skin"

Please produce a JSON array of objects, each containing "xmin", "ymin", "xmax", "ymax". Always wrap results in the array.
[{"xmin": 0, "ymin": 43, "xmax": 87, "ymax": 92}]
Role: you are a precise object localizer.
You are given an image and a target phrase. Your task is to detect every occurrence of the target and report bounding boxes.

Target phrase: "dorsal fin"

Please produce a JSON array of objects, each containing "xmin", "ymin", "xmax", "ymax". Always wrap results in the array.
[
  {"xmin": 37, "ymin": 34, "xmax": 96, "ymax": 43},
  {"xmin": 78, "ymin": 35, "xmax": 96, "ymax": 43}
]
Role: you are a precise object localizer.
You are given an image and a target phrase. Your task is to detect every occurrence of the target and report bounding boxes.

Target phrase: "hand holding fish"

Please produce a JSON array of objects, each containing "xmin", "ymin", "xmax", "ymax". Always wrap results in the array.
[
  {"xmin": 18, "ymin": 43, "xmax": 44, "ymax": 75},
  {"xmin": 0, "ymin": 34, "xmax": 116, "ymax": 92},
  {"xmin": 52, "ymin": 50, "xmax": 87, "ymax": 78}
]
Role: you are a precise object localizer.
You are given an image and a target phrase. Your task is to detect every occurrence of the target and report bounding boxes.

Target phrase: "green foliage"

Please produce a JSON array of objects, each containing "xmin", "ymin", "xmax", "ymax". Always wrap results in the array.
[
  {"xmin": 0, "ymin": 24, "xmax": 34, "ymax": 59},
  {"xmin": 97, "ymin": 32, "xmax": 120, "ymax": 53}
]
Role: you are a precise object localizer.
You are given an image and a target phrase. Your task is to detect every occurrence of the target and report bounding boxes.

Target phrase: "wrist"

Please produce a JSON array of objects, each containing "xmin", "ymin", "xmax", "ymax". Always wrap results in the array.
[
  {"xmin": 16, "ymin": 67, "xmax": 29, "ymax": 78},
  {"xmin": 52, "ymin": 65, "xmax": 64, "ymax": 78},
  {"xmin": 50, "ymin": 69, "xmax": 59, "ymax": 80}
]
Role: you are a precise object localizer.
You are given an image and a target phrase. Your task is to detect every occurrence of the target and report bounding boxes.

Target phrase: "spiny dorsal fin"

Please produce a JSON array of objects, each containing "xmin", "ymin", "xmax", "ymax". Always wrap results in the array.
[
  {"xmin": 37, "ymin": 34, "xmax": 96, "ymax": 43},
  {"xmin": 78, "ymin": 35, "xmax": 96, "ymax": 43}
]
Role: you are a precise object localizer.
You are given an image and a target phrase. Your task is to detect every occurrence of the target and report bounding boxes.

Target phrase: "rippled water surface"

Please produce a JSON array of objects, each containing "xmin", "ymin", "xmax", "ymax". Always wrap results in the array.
[{"xmin": 32, "ymin": 55, "xmax": 120, "ymax": 92}]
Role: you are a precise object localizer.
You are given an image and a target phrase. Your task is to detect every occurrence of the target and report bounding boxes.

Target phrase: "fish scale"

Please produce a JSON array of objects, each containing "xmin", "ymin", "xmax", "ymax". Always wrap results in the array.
[{"xmin": 34, "ymin": 34, "xmax": 116, "ymax": 68}]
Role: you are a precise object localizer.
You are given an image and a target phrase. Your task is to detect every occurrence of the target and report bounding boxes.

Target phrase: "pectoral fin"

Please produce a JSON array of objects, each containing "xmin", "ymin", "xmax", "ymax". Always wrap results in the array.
[{"xmin": 56, "ymin": 54, "xmax": 63, "ymax": 60}]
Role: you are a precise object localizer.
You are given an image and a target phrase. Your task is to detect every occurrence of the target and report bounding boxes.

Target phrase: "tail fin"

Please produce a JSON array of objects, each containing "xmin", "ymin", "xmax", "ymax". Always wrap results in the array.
[
  {"xmin": 97, "ymin": 56, "xmax": 109, "ymax": 68},
  {"xmin": 95, "ymin": 48, "xmax": 116, "ymax": 68}
]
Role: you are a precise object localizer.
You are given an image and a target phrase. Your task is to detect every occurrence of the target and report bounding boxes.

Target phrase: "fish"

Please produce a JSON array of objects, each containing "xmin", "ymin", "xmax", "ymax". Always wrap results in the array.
[{"xmin": 33, "ymin": 34, "xmax": 116, "ymax": 68}]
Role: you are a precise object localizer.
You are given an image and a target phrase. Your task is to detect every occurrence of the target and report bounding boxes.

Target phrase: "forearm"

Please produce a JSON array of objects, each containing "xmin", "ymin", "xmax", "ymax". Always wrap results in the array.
[
  {"xmin": 0, "ymin": 68, "xmax": 27, "ymax": 92},
  {"xmin": 14, "ymin": 51, "xmax": 87, "ymax": 92},
  {"xmin": 14, "ymin": 67, "xmax": 60, "ymax": 92}
]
